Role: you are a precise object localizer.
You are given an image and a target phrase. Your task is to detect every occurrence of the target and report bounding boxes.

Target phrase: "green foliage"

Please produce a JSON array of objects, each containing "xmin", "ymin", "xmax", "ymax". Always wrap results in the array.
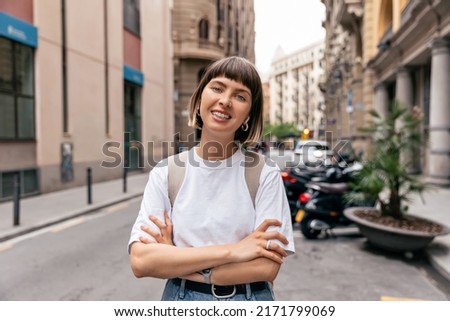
[
  {"xmin": 263, "ymin": 122, "xmax": 300, "ymax": 139},
  {"xmin": 346, "ymin": 101, "xmax": 428, "ymax": 219}
]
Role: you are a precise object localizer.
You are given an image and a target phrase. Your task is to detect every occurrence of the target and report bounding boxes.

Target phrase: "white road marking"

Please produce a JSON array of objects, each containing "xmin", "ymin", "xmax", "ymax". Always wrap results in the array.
[
  {"xmin": 380, "ymin": 295, "xmax": 424, "ymax": 301},
  {"xmin": 0, "ymin": 242, "xmax": 13, "ymax": 252}
]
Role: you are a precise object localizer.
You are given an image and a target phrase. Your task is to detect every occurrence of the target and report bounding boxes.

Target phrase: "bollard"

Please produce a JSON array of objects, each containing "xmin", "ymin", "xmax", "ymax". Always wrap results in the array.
[
  {"xmin": 123, "ymin": 167, "xmax": 128, "ymax": 193},
  {"xmin": 87, "ymin": 167, "xmax": 92, "ymax": 204},
  {"xmin": 13, "ymin": 174, "xmax": 20, "ymax": 226}
]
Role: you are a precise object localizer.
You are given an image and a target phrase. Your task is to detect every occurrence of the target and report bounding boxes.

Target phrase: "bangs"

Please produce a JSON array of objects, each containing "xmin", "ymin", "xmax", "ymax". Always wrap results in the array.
[
  {"xmin": 206, "ymin": 57, "xmax": 261, "ymax": 95},
  {"xmin": 188, "ymin": 56, "xmax": 264, "ymax": 145}
]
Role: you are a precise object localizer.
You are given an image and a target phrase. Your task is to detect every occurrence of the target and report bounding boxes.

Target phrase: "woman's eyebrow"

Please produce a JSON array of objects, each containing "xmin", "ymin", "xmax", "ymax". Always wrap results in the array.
[{"xmin": 210, "ymin": 80, "xmax": 251, "ymax": 95}]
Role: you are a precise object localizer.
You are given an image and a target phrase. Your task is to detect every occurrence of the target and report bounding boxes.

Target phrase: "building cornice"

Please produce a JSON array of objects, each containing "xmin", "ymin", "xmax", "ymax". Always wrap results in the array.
[{"xmin": 368, "ymin": 0, "xmax": 450, "ymax": 77}]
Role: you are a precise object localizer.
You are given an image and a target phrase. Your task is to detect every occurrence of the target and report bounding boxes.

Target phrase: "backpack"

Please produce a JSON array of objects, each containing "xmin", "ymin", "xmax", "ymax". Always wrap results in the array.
[{"xmin": 167, "ymin": 149, "xmax": 265, "ymax": 208}]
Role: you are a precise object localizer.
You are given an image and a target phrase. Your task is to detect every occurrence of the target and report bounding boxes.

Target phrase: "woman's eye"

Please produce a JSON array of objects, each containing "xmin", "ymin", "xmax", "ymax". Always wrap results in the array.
[
  {"xmin": 236, "ymin": 94, "xmax": 247, "ymax": 102},
  {"xmin": 211, "ymin": 86, "xmax": 222, "ymax": 93}
]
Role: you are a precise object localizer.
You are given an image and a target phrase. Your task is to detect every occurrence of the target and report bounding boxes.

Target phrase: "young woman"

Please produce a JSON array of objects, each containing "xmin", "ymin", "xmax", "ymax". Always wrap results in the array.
[{"xmin": 128, "ymin": 56, "xmax": 295, "ymax": 301}]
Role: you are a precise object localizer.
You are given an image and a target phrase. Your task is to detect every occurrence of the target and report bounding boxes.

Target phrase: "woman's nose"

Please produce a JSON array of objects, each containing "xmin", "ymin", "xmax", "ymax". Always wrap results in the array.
[{"xmin": 220, "ymin": 96, "xmax": 232, "ymax": 108}]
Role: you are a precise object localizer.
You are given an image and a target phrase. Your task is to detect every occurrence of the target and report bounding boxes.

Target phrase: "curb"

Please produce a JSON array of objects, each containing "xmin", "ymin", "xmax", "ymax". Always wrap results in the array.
[
  {"xmin": 0, "ymin": 192, "xmax": 142, "ymax": 243},
  {"xmin": 425, "ymin": 246, "xmax": 450, "ymax": 283}
]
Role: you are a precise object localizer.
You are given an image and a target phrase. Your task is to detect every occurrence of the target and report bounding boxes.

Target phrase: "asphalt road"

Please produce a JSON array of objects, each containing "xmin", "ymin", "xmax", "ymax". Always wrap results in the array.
[
  {"xmin": 0, "ymin": 198, "xmax": 448, "ymax": 301},
  {"xmin": 277, "ymin": 226, "xmax": 450, "ymax": 300}
]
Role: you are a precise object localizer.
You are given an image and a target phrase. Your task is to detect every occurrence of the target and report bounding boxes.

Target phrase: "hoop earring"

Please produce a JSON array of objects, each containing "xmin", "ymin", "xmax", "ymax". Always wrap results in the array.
[{"xmin": 241, "ymin": 118, "xmax": 249, "ymax": 132}]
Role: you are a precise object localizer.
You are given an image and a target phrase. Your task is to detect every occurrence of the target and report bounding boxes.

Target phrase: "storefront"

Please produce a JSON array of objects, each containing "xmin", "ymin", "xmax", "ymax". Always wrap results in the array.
[{"xmin": 0, "ymin": 11, "xmax": 39, "ymax": 200}]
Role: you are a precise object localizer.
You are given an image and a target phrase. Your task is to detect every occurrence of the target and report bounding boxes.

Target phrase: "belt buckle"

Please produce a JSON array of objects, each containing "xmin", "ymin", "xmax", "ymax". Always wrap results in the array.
[{"xmin": 211, "ymin": 284, "xmax": 236, "ymax": 299}]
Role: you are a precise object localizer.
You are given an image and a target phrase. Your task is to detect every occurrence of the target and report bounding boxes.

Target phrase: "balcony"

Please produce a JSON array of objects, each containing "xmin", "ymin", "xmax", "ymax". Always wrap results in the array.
[
  {"xmin": 336, "ymin": 0, "xmax": 363, "ymax": 32},
  {"xmin": 173, "ymin": 38, "xmax": 224, "ymax": 61}
]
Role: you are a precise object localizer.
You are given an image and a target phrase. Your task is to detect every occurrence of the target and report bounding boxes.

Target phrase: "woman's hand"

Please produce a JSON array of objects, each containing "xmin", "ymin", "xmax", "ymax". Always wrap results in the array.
[
  {"xmin": 229, "ymin": 219, "xmax": 289, "ymax": 264},
  {"xmin": 139, "ymin": 210, "xmax": 174, "ymax": 245},
  {"xmin": 139, "ymin": 215, "xmax": 288, "ymax": 266}
]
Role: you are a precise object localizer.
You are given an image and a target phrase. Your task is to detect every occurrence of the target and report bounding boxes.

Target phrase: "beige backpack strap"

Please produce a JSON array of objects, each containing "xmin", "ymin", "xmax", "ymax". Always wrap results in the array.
[
  {"xmin": 244, "ymin": 151, "xmax": 266, "ymax": 208},
  {"xmin": 167, "ymin": 150, "xmax": 189, "ymax": 208}
]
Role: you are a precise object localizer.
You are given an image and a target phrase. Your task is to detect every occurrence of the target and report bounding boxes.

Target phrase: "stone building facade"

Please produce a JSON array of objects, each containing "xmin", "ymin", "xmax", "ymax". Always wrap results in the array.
[
  {"xmin": 322, "ymin": 0, "xmax": 450, "ymax": 185},
  {"xmin": 369, "ymin": 0, "xmax": 450, "ymax": 185},
  {"xmin": 172, "ymin": 0, "xmax": 255, "ymax": 145},
  {"xmin": 320, "ymin": 0, "xmax": 366, "ymax": 152}
]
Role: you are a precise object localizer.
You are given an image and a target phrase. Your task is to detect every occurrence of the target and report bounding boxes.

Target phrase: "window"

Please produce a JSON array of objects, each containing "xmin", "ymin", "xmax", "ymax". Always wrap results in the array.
[
  {"xmin": 0, "ymin": 38, "xmax": 35, "ymax": 139},
  {"xmin": 123, "ymin": 0, "xmax": 140, "ymax": 36},
  {"xmin": 217, "ymin": 0, "xmax": 224, "ymax": 22},
  {"xmin": 199, "ymin": 19, "xmax": 209, "ymax": 40},
  {"xmin": 0, "ymin": 168, "xmax": 39, "ymax": 200}
]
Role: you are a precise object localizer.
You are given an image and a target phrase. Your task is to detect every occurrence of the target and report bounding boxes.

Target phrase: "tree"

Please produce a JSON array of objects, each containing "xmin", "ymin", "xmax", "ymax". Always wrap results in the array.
[
  {"xmin": 262, "ymin": 122, "xmax": 300, "ymax": 140},
  {"xmin": 347, "ymin": 101, "xmax": 427, "ymax": 219}
]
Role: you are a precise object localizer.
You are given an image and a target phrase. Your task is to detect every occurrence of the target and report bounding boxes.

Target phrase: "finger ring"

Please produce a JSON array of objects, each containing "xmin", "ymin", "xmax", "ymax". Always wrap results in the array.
[{"xmin": 266, "ymin": 240, "xmax": 272, "ymax": 250}]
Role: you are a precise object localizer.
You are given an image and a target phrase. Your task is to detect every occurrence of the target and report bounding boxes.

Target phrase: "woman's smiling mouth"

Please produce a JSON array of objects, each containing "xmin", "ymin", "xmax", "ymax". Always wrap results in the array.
[{"xmin": 211, "ymin": 110, "xmax": 231, "ymax": 120}]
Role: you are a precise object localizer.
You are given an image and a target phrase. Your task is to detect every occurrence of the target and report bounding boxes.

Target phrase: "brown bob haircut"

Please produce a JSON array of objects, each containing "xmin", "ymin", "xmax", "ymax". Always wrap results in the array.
[{"xmin": 188, "ymin": 56, "xmax": 263, "ymax": 146}]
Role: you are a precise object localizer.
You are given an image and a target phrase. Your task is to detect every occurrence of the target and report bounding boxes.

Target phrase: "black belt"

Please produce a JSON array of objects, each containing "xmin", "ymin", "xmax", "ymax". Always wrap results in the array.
[{"xmin": 172, "ymin": 278, "xmax": 267, "ymax": 298}]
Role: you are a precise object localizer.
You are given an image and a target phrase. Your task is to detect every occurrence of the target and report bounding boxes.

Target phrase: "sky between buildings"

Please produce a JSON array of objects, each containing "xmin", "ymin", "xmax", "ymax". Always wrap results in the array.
[{"xmin": 254, "ymin": 0, "xmax": 326, "ymax": 76}]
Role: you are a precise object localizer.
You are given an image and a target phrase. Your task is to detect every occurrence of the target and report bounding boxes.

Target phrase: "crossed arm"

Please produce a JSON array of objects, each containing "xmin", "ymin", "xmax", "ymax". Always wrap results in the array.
[{"xmin": 129, "ymin": 212, "xmax": 289, "ymax": 285}]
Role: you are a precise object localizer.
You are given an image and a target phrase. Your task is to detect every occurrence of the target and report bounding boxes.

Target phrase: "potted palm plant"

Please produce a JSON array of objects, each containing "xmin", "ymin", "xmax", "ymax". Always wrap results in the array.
[{"xmin": 344, "ymin": 101, "xmax": 449, "ymax": 252}]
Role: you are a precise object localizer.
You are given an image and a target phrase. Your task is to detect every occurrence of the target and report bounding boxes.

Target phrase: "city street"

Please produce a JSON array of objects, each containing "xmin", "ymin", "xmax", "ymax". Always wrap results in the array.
[
  {"xmin": 1, "ymin": 3, "xmax": 450, "ymax": 318},
  {"xmin": 1, "ymin": 198, "xmax": 448, "ymax": 301}
]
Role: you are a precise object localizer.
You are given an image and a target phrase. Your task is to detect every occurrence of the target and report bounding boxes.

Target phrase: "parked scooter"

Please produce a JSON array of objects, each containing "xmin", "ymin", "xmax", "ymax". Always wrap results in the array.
[
  {"xmin": 282, "ymin": 161, "xmax": 356, "ymax": 223},
  {"xmin": 281, "ymin": 165, "xmax": 329, "ymax": 223},
  {"xmin": 295, "ymin": 162, "xmax": 374, "ymax": 239}
]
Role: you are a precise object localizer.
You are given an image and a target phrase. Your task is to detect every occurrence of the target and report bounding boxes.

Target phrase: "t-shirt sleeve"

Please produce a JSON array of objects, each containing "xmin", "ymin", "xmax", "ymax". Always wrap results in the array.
[
  {"xmin": 254, "ymin": 164, "xmax": 296, "ymax": 255},
  {"xmin": 127, "ymin": 164, "xmax": 171, "ymax": 253}
]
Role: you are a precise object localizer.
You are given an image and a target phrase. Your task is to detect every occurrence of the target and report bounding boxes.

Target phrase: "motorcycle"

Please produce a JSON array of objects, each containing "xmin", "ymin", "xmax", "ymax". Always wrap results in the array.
[
  {"xmin": 281, "ymin": 165, "xmax": 328, "ymax": 223},
  {"xmin": 282, "ymin": 160, "xmax": 356, "ymax": 223},
  {"xmin": 294, "ymin": 162, "xmax": 375, "ymax": 239}
]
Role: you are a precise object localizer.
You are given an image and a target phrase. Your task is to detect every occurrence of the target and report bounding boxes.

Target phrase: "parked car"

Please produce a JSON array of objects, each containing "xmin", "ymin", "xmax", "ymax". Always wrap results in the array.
[{"xmin": 294, "ymin": 140, "xmax": 333, "ymax": 166}]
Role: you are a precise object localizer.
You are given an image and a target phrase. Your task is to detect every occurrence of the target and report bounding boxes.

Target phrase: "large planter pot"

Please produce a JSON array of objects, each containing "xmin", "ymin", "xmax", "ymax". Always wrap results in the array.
[{"xmin": 343, "ymin": 207, "xmax": 450, "ymax": 252}]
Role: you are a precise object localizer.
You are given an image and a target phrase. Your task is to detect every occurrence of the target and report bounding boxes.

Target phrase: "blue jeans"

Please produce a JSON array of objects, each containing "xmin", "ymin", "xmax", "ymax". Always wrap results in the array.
[{"xmin": 161, "ymin": 279, "xmax": 275, "ymax": 301}]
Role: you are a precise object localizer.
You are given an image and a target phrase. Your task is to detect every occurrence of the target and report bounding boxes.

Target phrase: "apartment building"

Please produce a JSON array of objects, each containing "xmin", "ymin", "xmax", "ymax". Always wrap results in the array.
[
  {"xmin": 268, "ymin": 41, "xmax": 326, "ymax": 138},
  {"xmin": 172, "ymin": 0, "xmax": 256, "ymax": 144},
  {"xmin": 0, "ymin": 0, "xmax": 174, "ymax": 200}
]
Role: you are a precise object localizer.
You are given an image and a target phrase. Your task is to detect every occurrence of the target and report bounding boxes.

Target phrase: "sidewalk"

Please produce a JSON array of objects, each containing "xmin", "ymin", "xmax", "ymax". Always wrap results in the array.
[
  {"xmin": 0, "ymin": 172, "xmax": 149, "ymax": 242},
  {"xmin": 1, "ymin": 171, "xmax": 450, "ymax": 282},
  {"xmin": 408, "ymin": 187, "xmax": 450, "ymax": 281}
]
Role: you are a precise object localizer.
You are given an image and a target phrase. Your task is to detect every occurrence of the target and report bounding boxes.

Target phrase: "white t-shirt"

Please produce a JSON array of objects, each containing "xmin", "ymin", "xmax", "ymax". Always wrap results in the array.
[{"xmin": 128, "ymin": 148, "xmax": 295, "ymax": 254}]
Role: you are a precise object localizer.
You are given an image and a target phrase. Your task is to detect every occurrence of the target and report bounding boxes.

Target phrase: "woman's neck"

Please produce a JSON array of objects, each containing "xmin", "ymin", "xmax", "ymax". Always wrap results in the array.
[{"xmin": 197, "ymin": 136, "xmax": 238, "ymax": 161}]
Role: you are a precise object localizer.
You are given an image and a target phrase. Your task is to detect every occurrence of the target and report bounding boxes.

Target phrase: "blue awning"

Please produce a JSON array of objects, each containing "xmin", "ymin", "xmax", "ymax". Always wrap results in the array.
[
  {"xmin": 123, "ymin": 65, "xmax": 144, "ymax": 86},
  {"xmin": 0, "ymin": 12, "xmax": 38, "ymax": 48}
]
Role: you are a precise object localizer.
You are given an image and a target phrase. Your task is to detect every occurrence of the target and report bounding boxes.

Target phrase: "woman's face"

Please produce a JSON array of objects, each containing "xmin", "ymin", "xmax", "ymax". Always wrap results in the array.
[{"xmin": 199, "ymin": 76, "xmax": 252, "ymax": 140}]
